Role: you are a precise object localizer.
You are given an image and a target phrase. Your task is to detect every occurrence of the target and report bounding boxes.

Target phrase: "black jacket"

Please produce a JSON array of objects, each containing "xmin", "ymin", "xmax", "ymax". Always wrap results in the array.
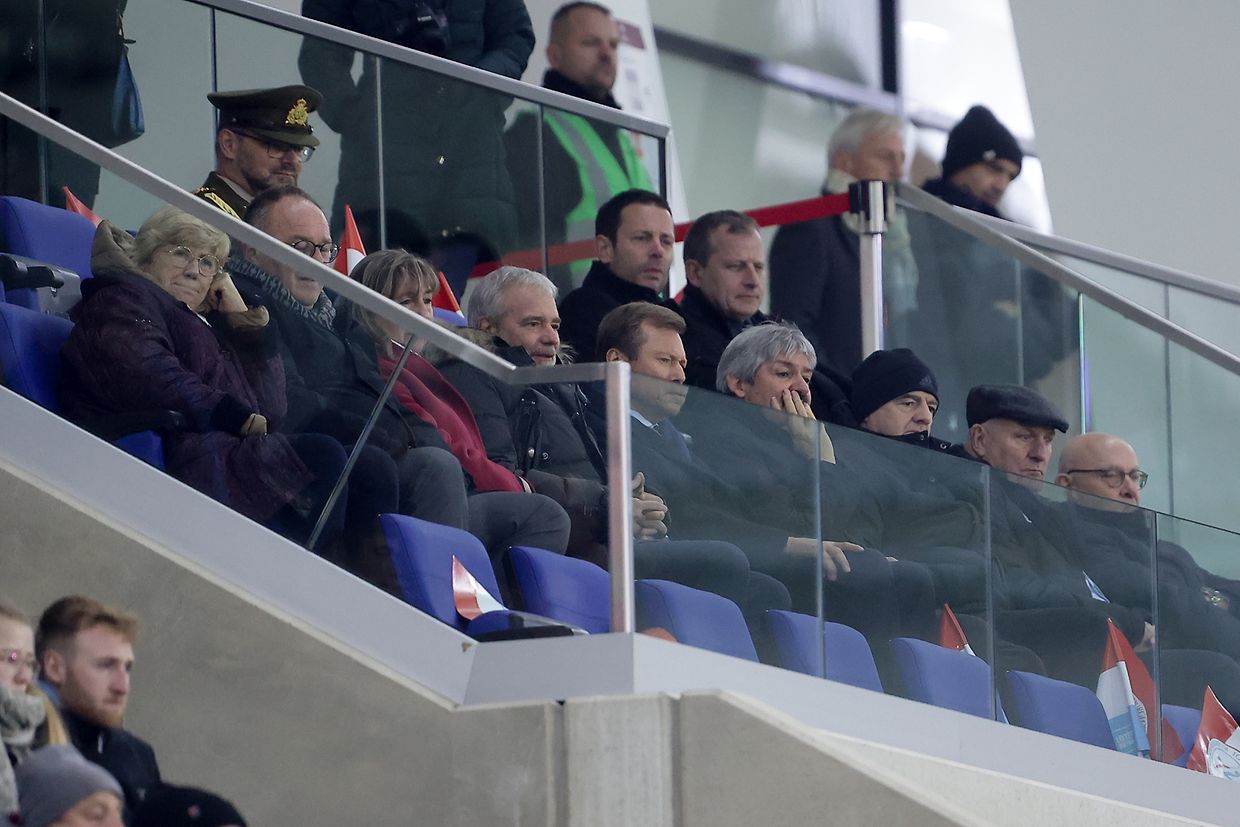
[
  {"xmin": 557, "ymin": 261, "xmax": 680, "ymax": 361},
  {"xmin": 678, "ymin": 283, "xmax": 854, "ymax": 424},
  {"xmin": 64, "ymin": 709, "xmax": 161, "ymax": 816}
]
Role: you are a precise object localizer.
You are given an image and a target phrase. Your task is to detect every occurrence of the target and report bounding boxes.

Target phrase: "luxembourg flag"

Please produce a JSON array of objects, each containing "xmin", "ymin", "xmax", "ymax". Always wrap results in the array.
[
  {"xmin": 62, "ymin": 187, "xmax": 102, "ymax": 226},
  {"xmin": 1096, "ymin": 619, "xmax": 1152, "ymax": 756},
  {"xmin": 1188, "ymin": 687, "xmax": 1240, "ymax": 777},
  {"xmin": 335, "ymin": 204, "xmax": 367, "ymax": 276},
  {"xmin": 451, "ymin": 555, "xmax": 506, "ymax": 620},
  {"xmin": 938, "ymin": 604, "xmax": 975, "ymax": 655}
]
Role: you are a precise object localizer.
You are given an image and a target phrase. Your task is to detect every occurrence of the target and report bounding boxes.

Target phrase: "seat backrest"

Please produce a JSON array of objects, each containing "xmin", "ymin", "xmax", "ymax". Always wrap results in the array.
[
  {"xmin": 890, "ymin": 637, "xmax": 995, "ymax": 719},
  {"xmin": 1161, "ymin": 703, "xmax": 1201, "ymax": 767},
  {"xmin": 0, "ymin": 197, "xmax": 95, "ymax": 281},
  {"xmin": 0, "ymin": 302, "xmax": 73, "ymax": 410},
  {"xmin": 1004, "ymin": 670, "xmax": 1117, "ymax": 750},
  {"xmin": 636, "ymin": 579, "xmax": 758, "ymax": 662},
  {"xmin": 764, "ymin": 610, "xmax": 883, "ymax": 692},
  {"xmin": 509, "ymin": 545, "xmax": 610, "ymax": 634},
  {"xmin": 379, "ymin": 513, "xmax": 503, "ymax": 632}
]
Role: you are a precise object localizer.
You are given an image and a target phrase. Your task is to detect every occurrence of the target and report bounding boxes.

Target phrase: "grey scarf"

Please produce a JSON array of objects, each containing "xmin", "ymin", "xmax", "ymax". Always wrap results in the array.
[
  {"xmin": 0, "ymin": 684, "xmax": 47, "ymax": 817},
  {"xmin": 228, "ymin": 253, "xmax": 337, "ymax": 330}
]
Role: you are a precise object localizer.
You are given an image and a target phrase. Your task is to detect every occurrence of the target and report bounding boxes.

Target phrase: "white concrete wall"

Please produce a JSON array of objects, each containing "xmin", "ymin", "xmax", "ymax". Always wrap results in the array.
[{"xmin": 1010, "ymin": 0, "xmax": 1240, "ymax": 288}]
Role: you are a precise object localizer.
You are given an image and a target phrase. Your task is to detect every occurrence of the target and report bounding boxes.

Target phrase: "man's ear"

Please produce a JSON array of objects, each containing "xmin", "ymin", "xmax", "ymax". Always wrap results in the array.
[
  {"xmin": 605, "ymin": 347, "xmax": 627, "ymax": 363},
  {"xmin": 967, "ymin": 423, "xmax": 986, "ymax": 459},
  {"xmin": 477, "ymin": 316, "xmax": 497, "ymax": 334},
  {"xmin": 684, "ymin": 259, "xmax": 704, "ymax": 288},
  {"xmin": 595, "ymin": 233, "xmax": 614, "ymax": 263},
  {"xmin": 724, "ymin": 374, "xmax": 745, "ymax": 398},
  {"xmin": 545, "ymin": 42, "xmax": 562, "ymax": 70},
  {"xmin": 831, "ymin": 150, "xmax": 855, "ymax": 179},
  {"xmin": 218, "ymin": 128, "xmax": 241, "ymax": 161},
  {"xmin": 1054, "ymin": 472, "xmax": 1072, "ymax": 488},
  {"xmin": 41, "ymin": 648, "xmax": 66, "ymax": 686}
]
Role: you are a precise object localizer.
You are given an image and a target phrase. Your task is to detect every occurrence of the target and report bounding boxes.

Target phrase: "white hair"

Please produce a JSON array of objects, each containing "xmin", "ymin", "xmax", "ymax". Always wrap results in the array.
[
  {"xmin": 827, "ymin": 108, "xmax": 906, "ymax": 168},
  {"xmin": 466, "ymin": 266, "xmax": 558, "ymax": 327},
  {"xmin": 716, "ymin": 322, "xmax": 817, "ymax": 393}
]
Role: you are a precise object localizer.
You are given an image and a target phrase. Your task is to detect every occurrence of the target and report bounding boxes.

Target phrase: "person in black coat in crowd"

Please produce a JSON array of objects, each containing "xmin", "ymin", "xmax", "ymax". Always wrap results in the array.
[
  {"xmin": 35, "ymin": 597, "xmax": 159, "ymax": 819},
  {"xmin": 678, "ymin": 209, "xmax": 853, "ymax": 424},
  {"xmin": 557, "ymin": 189, "xmax": 681, "ymax": 361},
  {"xmin": 438, "ymin": 267, "xmax": 790, "ymax": 619}
]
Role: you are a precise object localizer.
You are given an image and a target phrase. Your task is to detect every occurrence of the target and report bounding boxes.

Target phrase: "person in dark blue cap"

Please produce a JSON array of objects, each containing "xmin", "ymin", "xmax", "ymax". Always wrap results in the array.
[{"xmin": 960, "ymin": 383, "xmax": 1069, "ymax": 480}]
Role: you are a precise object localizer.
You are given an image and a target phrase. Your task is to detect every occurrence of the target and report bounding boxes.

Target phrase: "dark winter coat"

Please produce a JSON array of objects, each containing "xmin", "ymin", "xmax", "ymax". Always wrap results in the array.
[
  {"xmin": 677, "ymin": 283, "xmax": 854, "ymax": 424},
  {"xmin": 299, "ymin": 0, "xmax": 534, "ymax": 253},
  {"xmin": 60, "ymin": 225, "xmax": 312, "ymax": 521},
  {"xmin": 64, "ymin": 707, "xmax": 161, "ymax": 816},
  {"xmin": 557, "ymin": 260, "xmax": 681, "ymax": 361}
]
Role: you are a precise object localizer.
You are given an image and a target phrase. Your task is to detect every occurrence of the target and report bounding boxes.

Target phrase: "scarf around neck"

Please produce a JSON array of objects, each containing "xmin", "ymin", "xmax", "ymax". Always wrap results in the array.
[
  {"xmin": 228, "ymin": 254, "xmax": 337, "ymax": 329},
  {"xmin": 0, "ymin": 684, "xmax": 47, "ymax": 816}
]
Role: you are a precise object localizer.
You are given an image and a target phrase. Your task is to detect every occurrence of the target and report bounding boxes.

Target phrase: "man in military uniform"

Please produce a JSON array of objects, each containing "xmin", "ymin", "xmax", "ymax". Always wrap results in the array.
[{"xmin": 195, "ymin": 84, "xmax": 322, "ymax": 219}]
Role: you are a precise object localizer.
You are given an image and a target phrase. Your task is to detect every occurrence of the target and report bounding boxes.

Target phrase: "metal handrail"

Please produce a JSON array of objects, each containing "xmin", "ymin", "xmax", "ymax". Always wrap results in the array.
[
  {"xmin": 188, "ymin": 0, "xmax": 669, "ymax": 139},
  {"xmin": 897, "ymin": 183, "xmax": 1240, "ymax": 378}
]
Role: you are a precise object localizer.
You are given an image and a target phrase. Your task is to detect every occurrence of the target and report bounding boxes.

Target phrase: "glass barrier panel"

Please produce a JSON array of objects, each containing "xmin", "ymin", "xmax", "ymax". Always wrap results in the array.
[
  {"xmin": 992, "ymin": 471, "xmax": 1158, "ymax": 741},
  {"xmin": 899, "ymin": 203, "xmax": 1081, "ymax": 445},
  {"xmin": 1154, "ymin": 511, "xmax": 1240, "ymax": 763}
]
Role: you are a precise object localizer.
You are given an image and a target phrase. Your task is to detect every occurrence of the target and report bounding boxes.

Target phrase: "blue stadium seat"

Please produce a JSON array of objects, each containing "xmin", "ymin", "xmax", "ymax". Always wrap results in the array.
[
  {"xmin": 890, "ymin": 637, "xmax": 995, "ymax": 719},
  {"xmin": 1003, "ymin": 670, "xmax": 1117, "ymax": 750},
  {"xmin": 0, "ymin": 197, "xmax": 94, "ymax": 310},
  {"xmin": 509, "ymin": 544, "xmax": 610, "ymax": 634},
  {"xmin": 0, "ymin": 303, "xmax": 166, "ymax": 468},
  {"xmin": 1162, "ymin": 704, "xmax": 1201, "ymax": 768},
  {"xmin": 635, "ymin": 579, "xmax": 758, "ymax": 661},
  {"xmin": 764, "ymin": 610, "xmax": 883, "ymax": 691},
  {"xmin": 432, "ymin": 307, "xmax": 468, "ymax": 327}
]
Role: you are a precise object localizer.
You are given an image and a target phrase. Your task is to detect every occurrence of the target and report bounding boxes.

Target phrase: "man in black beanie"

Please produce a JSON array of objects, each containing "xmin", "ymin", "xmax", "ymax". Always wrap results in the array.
[
  {"xmin": 850, "ymin": 347, "xmax": 951, "ymax": 450},
  {"xmin": 920, "ymin": 104, "xmax": 1022, "ymax": 218}
]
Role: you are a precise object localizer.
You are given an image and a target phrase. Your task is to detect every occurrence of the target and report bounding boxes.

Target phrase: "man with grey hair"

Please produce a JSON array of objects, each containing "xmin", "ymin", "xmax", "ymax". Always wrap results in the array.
[
  {"xmin": 467, "ymin": 266, "xmax": 564, "ymax": 365},
  {"xmin": 769, "ymin": 108, "xmax": 918, "ymax": 376}
]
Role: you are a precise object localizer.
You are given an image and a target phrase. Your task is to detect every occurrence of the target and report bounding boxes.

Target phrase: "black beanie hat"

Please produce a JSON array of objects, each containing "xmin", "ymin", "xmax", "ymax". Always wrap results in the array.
[
  {"xmin": 850, "ymin": 348, "xmax": 938, "ymax": 423},
  {"xmin": 941, "ymin": 105, "xmax": 1023, "ymax": 181},
  {"xmin": 133, "ymin": 785, "xmax": 247, "ymax": 827}
]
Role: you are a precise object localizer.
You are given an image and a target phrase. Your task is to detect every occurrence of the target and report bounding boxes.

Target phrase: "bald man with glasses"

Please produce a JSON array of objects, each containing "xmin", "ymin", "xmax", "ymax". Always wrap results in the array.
[
  {"xmin": 1056, "ymin": 432, "xmax": 1240, "ymax": 709},
  {"xmin": 195, "ymin": 85, "xmax": 323, "ymax": 219}
]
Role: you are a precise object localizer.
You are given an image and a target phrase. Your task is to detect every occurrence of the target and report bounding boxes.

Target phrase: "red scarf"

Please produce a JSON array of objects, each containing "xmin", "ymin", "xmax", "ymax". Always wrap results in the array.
[{"xmin": 378, "ymin": 349, "xmax": 523, "ymax": 493}]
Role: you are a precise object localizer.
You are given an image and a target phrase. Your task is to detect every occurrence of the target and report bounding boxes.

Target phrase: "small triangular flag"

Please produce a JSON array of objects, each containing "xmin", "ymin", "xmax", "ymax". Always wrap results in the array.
[
  {"xmin": 451, "ymin": 555, "xmax": 505, "ymax": 620},
  {"xmin": 938, "ymin": 604, "xmax": 975, "ymax": 656},
  {"xmin": 431, "ymin": 270, "xmax": 461, "ymax": 313},
  {"xmin": 336, "ymin": 204, "xmax": 367, "ymax": 276},
  {"xmin": 62, "ymin": 187, "xmax": 101, "ymax": 227},
  {"xmin": 1189, "ymin": 686, "xmax": 1240, "ymax": 774}
]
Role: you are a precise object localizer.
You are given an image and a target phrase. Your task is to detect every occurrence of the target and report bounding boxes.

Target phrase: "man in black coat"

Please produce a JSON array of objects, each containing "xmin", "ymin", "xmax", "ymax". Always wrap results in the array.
[
  {"xmin": 679, "ymin": 209, "xmax": 853, "ymax": 424},
  {"xmin": 440, "ymin": 266, "xmax": 790, "ymax": 618},
  {"xmin": 35, "ymin": 596, "xmax": 161, "ymax": 817},
  {"xmin": 557, "ymin": 189, "xmax": 680, "ymax": 361}
]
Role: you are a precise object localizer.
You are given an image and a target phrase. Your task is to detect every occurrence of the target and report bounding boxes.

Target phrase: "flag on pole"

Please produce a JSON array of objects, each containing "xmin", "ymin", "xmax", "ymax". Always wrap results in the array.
[
  {"xmin": 432, "ymin": 270, "xmax": 461, "ymax": 313},
  {"xmin": 62, "ymin": 187, "xmax": 101, "ymax": 227},
  {"xmin": 1188, "ymin": 686, "xmax": 1240, "ymax": 776},
  {"xmin": 451, "ymin": 555, "xmax": 506, "ymax": 620},
  {"xmin": 938, "ymin": 604, "xmax": 975, "ymax": 655},
  {"xmin": 335, "ymin": 204, "xmax": 367, "ymax": 276},
  {"xmin": 1095, "ymin": 618, "xmax": 1183, "ymax": 761}
]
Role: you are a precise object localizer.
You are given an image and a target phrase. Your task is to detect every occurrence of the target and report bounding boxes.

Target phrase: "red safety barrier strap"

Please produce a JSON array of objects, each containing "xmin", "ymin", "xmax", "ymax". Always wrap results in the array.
[{"xmin": 468, "ymin": 191, "xmax": 854, "ymax": 279}]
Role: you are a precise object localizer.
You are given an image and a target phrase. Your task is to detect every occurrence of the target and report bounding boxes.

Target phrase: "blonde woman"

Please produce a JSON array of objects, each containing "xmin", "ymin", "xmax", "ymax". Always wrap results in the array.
[{"xmin": 0, "ymin": 602, "xmax": 65, "ymax": 820}]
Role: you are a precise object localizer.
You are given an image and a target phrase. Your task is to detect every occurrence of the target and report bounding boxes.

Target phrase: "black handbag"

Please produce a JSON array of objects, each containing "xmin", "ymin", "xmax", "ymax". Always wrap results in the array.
[{"xmin": 105, "ymin": 20, "xmax": 144, "ymax": 146}]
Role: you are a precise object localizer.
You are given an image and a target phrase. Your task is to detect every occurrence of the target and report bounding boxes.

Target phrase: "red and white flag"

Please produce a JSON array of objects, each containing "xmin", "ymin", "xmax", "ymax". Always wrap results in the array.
[
  {"xmin": 451, "ymin": 555, "xmax": 505, "ymax": 620},
  {"xmin": 432, "ymin": 270, "xmax": 461, "ymax": 314},
  {"xmin": 62, "ymin": 187, "xmax": 101, "ymax": 227},
  {"xmin": 938, "ymin": 604, "xmax": 975, "ymax": 656},
  {"xmin": 335, "ymin": 204, "xmax": 367, "ymax": 276},
  {"xmin": 1188, "ymin": 686, "xmax": 1240, "ymax": 776},
  {"xmin": 1096, "ymin": 618, "xmax": 1184, "ymax": 762}
]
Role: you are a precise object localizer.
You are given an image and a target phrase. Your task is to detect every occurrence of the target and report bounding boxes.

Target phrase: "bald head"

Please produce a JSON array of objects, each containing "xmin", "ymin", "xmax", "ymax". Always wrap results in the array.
[{"xmin": 1056, "ymin": 432, "xmax": 1145, "ymax": 511}]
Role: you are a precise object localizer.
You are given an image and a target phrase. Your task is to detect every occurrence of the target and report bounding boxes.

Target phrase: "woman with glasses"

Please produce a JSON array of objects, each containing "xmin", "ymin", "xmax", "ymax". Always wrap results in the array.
[
  {"xmin": 59, "ymin": 206, "xmax": 397, "ymax": 557},
  {"xmin": 0, "ymin": 603, "xmax": 65, "ymax": 821}
]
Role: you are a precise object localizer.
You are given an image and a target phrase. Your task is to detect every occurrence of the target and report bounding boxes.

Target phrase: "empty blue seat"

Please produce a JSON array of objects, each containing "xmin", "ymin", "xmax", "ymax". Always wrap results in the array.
[
  {"xmin": 764, "ymin": 610, "xmax": 883, "ymax": 692},
  {"xmin": 890, "ymin": 637, "xmax": 995, "ymax": 719},
  {"xmin": 1162, "ymin": 703, "xmax": 1201, "ymax": 767},
  {"xmin": 1004, "ymin": 670, "xmax": 1117, "ymax": 750},
  {"xmin": 509, "ymin": 544, "xmax": 610, "ymax": 634},
  {"xmin": 0, "ymin": 197, "xmax": 94, "ymax": 310},
  {"xmin": 635, "ymin": 579, "xmax": 758, "ymax": 662},
  {"xmin": 0, "ymin": 303, "xmax": 166, "ymax": 468}
]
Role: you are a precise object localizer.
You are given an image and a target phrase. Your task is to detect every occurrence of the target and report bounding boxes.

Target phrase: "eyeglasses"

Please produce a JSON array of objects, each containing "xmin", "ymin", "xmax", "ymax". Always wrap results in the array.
[
  {"xmin": 0, "ymin": 648, "xmax": 36, "ymax": 673},
  {"xmin": 289, "ymin": 239, "xmax": 340, "ymax": 264},
  {"xmin": 236, "ymin": 131, "xmax": 314, "ymax": 162},
  {"xmin": 1063, "ymin": 468, "xmax": 1149, "ymax": 489},
  {"xmin": 163, "ymin": 246, "xmax": 221, "ymax": 277}
]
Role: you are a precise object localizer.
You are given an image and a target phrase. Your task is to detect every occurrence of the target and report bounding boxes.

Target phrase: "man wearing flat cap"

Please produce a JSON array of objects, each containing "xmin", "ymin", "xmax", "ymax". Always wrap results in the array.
[
  {"xmin": 195, "ymin": 84, "xmax": 322, "ymax": 219},
  {"xmin": 959, "ymin": 382, "xmax": 1069, "ymax": 478}
]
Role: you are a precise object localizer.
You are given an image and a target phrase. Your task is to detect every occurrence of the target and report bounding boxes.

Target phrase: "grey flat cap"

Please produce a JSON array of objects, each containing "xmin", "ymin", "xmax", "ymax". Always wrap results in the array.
[{"xmin": 965, "ymin": 383, "xmax": 1069, "ymax": 432}]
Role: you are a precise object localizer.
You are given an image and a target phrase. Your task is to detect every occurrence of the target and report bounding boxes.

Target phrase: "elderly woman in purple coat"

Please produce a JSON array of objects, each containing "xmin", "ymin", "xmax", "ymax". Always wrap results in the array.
[{"xmin": 60, "ymin": 206, "xmax": 395, "ymax": 553}]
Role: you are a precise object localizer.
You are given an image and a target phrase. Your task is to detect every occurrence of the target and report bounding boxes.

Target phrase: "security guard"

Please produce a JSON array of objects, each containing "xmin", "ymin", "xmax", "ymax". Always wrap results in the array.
[{"xmin": 195, "ymin": 84, "xmax": 322, "ymax": 219}]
